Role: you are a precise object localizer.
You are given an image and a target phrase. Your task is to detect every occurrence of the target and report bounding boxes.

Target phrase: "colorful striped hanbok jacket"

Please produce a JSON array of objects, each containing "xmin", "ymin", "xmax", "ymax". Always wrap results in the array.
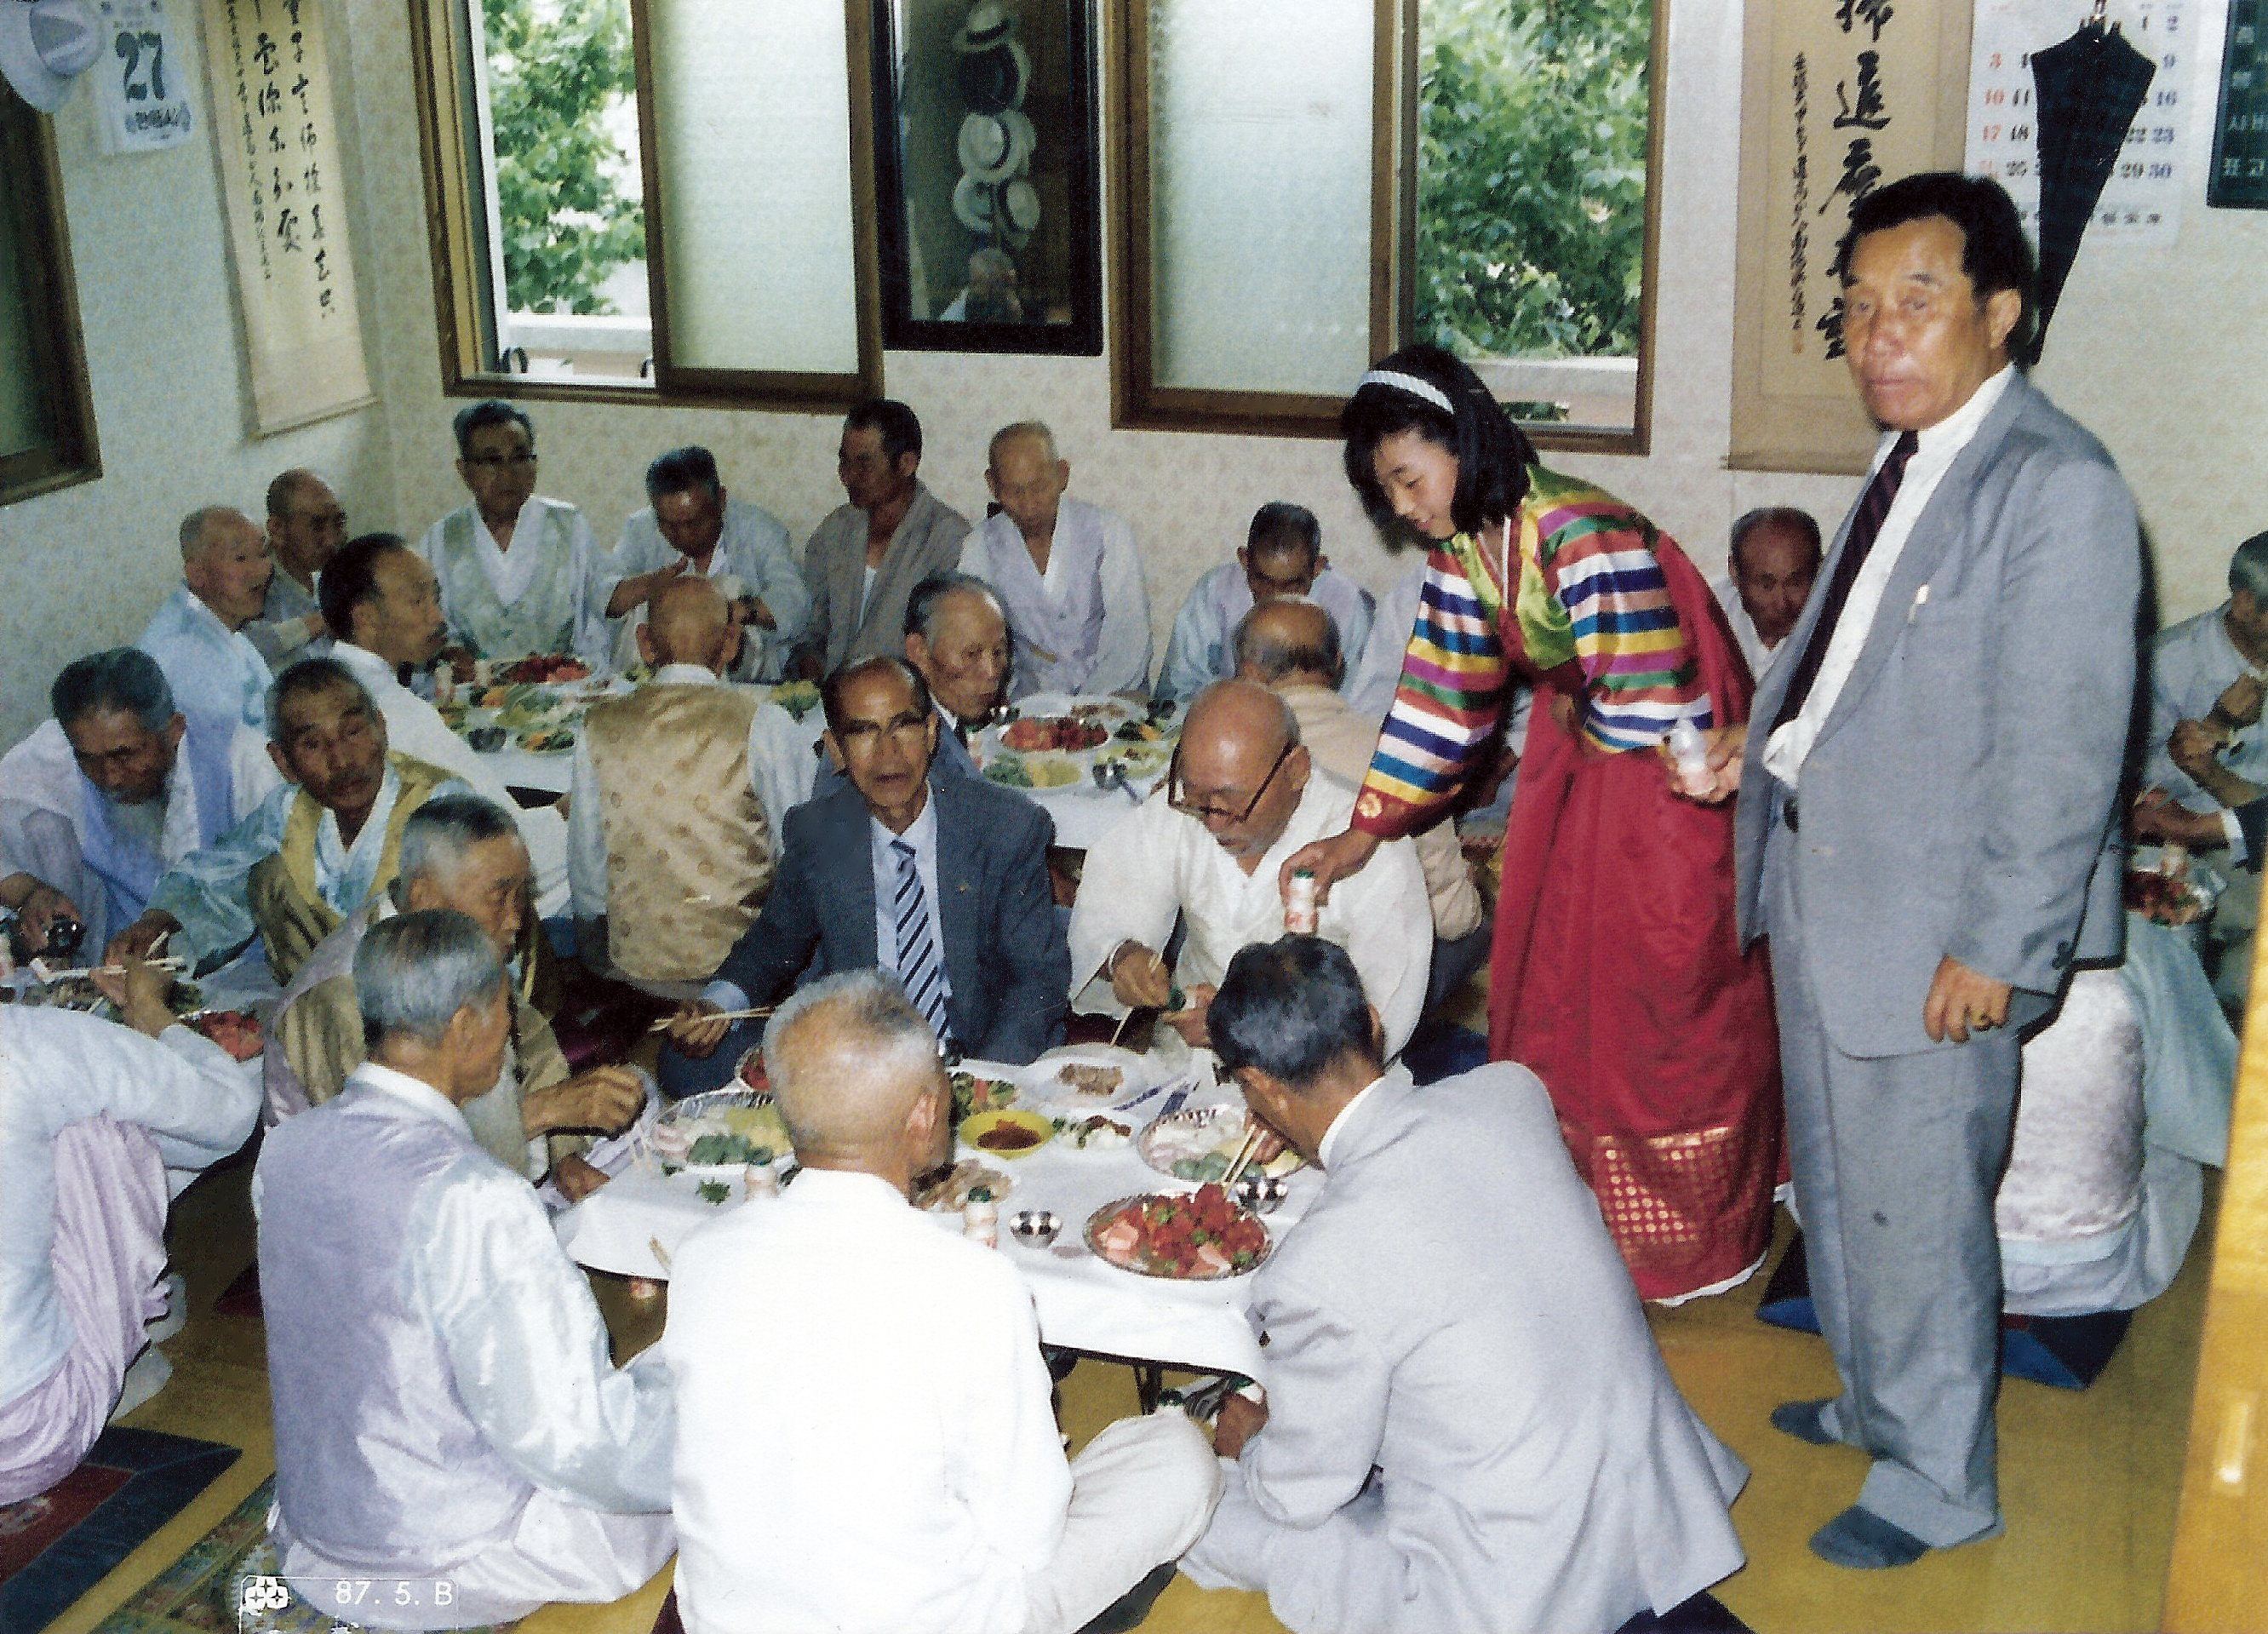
[{"xmin": 1352, "ymin": 466, "xmax": 1708, "ymax": 837}]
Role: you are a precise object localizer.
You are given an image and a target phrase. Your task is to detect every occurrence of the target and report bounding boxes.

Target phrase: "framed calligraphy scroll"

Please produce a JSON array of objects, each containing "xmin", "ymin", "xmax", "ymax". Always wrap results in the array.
[
  {"xmin": 1730, "ymin": 0, "xmax": 1975, "ymax": 473},
  {"xmin": 2208, "ymin": 0, "xmax": 2268, "ymax": 208},
  {"xmin": 198, "ymin": 0, "xmax": 372, "ymax": 434}
]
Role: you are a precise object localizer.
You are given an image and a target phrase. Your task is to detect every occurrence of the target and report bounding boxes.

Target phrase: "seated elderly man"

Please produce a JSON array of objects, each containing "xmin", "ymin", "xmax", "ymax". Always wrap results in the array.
[
  {"xmin": 1234, "ymin": 597, "xmax": 1486, "ymax": 1009},
  {"xmin": 665, "ymin": 970, "xmax": 1219, "ymax": 1634},
  {"xmin": 267, "ymin": 795, "xmax": 641, "ymax": 1203},
  {"xmin": 571, "ymin": 578, "xmax": 811, "ymax": 992},
  {"xmin": 106, "ymin": 659, "xmax": 469, "ymax": 983},
  {"xmin": 415, "ymin": 399, "xmax": 616, "ymax": 666},
  {"xmin": 1182, "ymin": 937, "xmax": 1749, "ymax": 1634},
  {"xmin": 243, "ymin": 469, "xmax": 347, "ymax": 670},
  {"xmin": 906, "ymin": 570, "xmax": 1012, "ymax": 751},
  {"xmin": 321, "ymin": 531, "xmax": 571, "ymax": 915},
  {"xmin": 607, "ymin": 445, "xmax": 810, "ymax": 681},
  {"xmin": 960, "ymin": 422, "xmax": 1151, "ymax": 699},
  {"xmin": 1069, "ymin": 680, "xmax": 1429, "ymax": 1057},
  {"xmin": 0, "ymin": 649, "xmax": 278, "ymax": 957},
  {"xmin": 2143, "ymin": 530, "xmax": 2268, "ymax": 826},
  {"xmin": 138, "ymin": 505, "xmax": 275, "ymax": 736},
  {"xmin": 258, "ymin": 909, "xmax": 673, "ymax": 1626},
  {"xmin": 1710, "ymin": 507, "xmax": 1823, "ymax": 684},
  {"xmin": 791, "ymin": 399, "xmax": 971, "ymax": 679},
  {"xmin": 1156, "ymin": 504, "xmax": 1375, "ymax": 708},
  {"xmin": 662, "ymin": 656, "xmax": 1067, "ymax": 1096},
  {"xmin": 1, "ymin": 963, "xmax": 260, "ymax": 1503}
]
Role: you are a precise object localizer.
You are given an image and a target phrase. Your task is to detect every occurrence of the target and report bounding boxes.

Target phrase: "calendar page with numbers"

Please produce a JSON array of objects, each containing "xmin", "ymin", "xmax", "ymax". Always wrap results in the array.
[{"xmin": 1966, "ymin": 0, "xmax": 2194, "ymax": 245}]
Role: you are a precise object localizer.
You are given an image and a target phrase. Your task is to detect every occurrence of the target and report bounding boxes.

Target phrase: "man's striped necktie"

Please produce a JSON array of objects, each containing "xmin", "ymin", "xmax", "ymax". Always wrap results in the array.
[
  {"xmin": 891, "ymin": 838, "xmax": 954, "ymax": 1047},
  {"xmin": 1772, "ymin": 427, "xmax": 1922, "ymax": 732}
]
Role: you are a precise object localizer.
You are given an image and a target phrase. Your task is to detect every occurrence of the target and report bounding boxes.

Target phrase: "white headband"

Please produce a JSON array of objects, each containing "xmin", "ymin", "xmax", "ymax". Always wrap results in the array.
[{"xmin": 1355, "ymin": 369, "xmax": 1454, "ymax": 414}]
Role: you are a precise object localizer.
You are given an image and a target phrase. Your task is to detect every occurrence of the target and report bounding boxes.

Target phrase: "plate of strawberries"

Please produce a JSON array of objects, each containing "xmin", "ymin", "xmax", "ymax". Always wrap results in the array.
[{"xmin": 1084, "ymin": 1183, "xmax": 1272, "ymax": 1280}]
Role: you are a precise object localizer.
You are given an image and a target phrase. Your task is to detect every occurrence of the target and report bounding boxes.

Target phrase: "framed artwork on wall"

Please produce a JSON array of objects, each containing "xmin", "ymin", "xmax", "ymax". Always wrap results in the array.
[{"xmin": 869, "ymin": 0, "xmax": 1102, "ymax": 354}]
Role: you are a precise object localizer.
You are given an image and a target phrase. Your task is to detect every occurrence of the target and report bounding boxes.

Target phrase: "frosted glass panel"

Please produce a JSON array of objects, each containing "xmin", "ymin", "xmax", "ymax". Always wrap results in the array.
[
  {"xmin": 1148, "ymin": 0, "xmax": 1373, "ymax": 395},
  {"xmin": 647, "ymin": 0, "xmax": 859, "ymax": 373}
]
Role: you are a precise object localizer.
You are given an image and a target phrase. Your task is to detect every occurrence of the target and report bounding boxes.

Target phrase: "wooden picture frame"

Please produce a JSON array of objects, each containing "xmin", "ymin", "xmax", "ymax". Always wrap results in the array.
[{"xmin": 869, "ymin": 0, "xmax": 1103, "ymax": 355}]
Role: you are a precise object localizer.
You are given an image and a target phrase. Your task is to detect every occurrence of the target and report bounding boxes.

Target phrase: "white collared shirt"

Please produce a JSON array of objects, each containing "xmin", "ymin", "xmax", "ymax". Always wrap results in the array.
[
  {"xmin": 1315, "ymin": 1074, "xmax": 1389, "ymax": 1172},
  {"xmin": 664, "ymin": 1165, "xmax": 1068, "ymax": 1634},
  {"xmin": 1765, "ymin": 365, "xmax": 2015, "ymax": 788},
  {"xmin": 349, "ymin": 1058, "xmax": 477, "ymax": 1143},
  {"xmin": 871, "ymin": 791, "xmax": 952, "ymax": 1011}
]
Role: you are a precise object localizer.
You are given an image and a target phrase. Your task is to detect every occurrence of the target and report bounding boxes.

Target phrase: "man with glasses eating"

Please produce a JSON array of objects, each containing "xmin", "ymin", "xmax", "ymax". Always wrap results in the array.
[
  {"xmin": 1068, "ymin": 680, "xmax": 1430, "ymax": 1057},
  {"xmin": 415, "ymin": 399, "xmax": 619, "ymax": 667}
]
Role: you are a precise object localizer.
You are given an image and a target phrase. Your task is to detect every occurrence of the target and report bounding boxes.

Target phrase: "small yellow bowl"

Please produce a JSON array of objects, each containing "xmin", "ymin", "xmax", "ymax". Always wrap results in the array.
[{"xmin": 961, "ymin": 1107, "xmax": 1057, "ymax": 1160}]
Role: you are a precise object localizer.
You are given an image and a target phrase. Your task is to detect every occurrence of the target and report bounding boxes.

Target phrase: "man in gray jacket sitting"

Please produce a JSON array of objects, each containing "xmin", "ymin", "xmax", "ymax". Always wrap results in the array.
[{"xmin": 1180, "ymin": 937, "xmax": 1750, "ymax": 1634}]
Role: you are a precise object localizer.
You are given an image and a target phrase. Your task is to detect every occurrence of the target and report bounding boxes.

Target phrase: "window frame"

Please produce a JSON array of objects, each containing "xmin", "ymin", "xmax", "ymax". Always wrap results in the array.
[
  {"xmin": 1108, "ymin": 0, "xmax": 1669, "ymax": 451},
  {"xmin": 404, "ymin": 0, "xmax": 885, "ymax": 411},
  {"xmin": 1, "ymin": 96, "xmax": 101, "ymax": 504}
]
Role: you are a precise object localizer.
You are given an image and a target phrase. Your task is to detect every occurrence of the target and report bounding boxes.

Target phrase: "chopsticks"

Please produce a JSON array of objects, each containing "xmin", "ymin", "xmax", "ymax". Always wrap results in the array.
[
  {"xmin": 647, "ymin": 1005, "xmax": 776, "ymax": 1032},
  {"xmin": 1219, "ymin": 1122, "xmax": 1269, "ymax": 1189},
  {"xmin": 29, "ymin": 955, "xmax": 190, "ymax": 982}
]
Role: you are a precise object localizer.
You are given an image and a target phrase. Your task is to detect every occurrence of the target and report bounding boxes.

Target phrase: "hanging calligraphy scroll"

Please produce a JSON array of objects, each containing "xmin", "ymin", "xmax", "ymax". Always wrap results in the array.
[
  {"xmin": 198, "ymin": 0, "xmax": 372, "ymax": 434},
  {"xmin": 1730, "ymin": 0, "xmax": 1975, "ymax": 473}
]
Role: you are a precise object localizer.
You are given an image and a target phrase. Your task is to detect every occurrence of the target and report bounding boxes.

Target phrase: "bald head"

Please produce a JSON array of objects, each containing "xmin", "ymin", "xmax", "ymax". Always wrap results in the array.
[
  {"xmin": 641, "ymin": 576, "xmax": 735, "ymax": 672},
  {"xmin": 1234, "ymin": 596, "xmax": 1342, "ymax": 689},
  {"xmin": 1176, "ymin": 680, "xmax": 1309, "ymax": 863},
  {"xmin": 764, "ymin": 971, "xmax": 949, "ymax": 1177}
]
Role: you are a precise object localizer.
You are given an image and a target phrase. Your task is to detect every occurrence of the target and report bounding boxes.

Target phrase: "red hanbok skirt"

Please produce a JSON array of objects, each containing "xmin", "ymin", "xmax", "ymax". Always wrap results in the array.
[{"xmin": 1487, "ymin": 540, "xmax": 1784, "ymax": 1301}]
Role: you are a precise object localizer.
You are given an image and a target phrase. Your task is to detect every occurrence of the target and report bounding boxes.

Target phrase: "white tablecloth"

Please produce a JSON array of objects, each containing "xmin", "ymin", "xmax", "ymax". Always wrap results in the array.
[{"xmin": 553, "ymin": 1058, "xmax": 1311, "ymax": 1377}]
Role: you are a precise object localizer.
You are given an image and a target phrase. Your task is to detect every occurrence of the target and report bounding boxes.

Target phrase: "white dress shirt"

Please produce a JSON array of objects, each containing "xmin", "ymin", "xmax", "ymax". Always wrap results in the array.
[
  {"xmin": 1314, "ymin": 1075, "xmax": 1388, "ymax": 1172},
  {"xmin": 1067, "ymin": 773, "xmax": 1433, "ymax": 1058},
  {"xmin": 665, "ymin": 1167, "xmax": 1070, "ymax": 1634},
  {"xmin": 329, "ymin": 641, "xmax": 570, "ymax": 918},
  {"xmin": 2, "ymin": 1008, "xmax": 255, "ymax": 1404},
  {"xmin": 869, "ymin": 793, "xmax": 952, "ymax": 1012},
  {"xmin": 1766, "ymin": 366, "xmax": 2015, "ymax": 788},
  {"xmin": 564, "ymin": 666, "xmax": 816, "ymax": 919}
]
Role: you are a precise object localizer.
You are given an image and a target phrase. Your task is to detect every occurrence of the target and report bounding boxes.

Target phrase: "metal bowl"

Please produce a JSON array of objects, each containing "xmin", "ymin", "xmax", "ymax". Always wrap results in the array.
[
  {"xmin": 1009, "ymin": 1208, "xmax": 1062, "ymax": 1247},
  {"xmin": 1233, "ymin": 1172, "xmax": 1291, "ymax": 1215},
  {"xmin": 466, "ymin": 725, "xmax": 508, "ymax": 753}
]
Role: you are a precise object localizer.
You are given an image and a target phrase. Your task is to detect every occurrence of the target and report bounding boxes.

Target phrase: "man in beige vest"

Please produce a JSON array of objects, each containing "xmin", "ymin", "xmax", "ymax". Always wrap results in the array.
[
  {"xmin": 266, "ymin": 795, "xmax": 643, "ymax": 1202},
  {"xmin": 570, "ymin": 578, "xmax": 813, "ymax": 995},
  {"xmin": 1234, "ymin": 597, "xmax": 1490, "ymax": 1012}
]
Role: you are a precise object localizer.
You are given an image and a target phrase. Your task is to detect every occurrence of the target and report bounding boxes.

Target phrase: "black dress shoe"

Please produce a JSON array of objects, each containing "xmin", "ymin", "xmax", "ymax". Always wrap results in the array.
[{"xmin": 1075, "ymin": 1562, "xmax": 1178, "ymax": 1634}]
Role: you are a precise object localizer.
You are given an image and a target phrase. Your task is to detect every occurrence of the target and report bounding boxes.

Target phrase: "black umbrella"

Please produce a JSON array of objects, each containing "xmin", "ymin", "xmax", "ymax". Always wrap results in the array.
[{"xmin": 2025, "ymin": 11, "xmax": 2156, "ymax": 364}]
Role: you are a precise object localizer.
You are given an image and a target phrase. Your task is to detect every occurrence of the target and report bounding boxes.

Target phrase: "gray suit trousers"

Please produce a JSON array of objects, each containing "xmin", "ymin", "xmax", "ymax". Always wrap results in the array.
[{"xmin": 1764, "ymin": 815, "xmax": 2017, "ymax": 1546}]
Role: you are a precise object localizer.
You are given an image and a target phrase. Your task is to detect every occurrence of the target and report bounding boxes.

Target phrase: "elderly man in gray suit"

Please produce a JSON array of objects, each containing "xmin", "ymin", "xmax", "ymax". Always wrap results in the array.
[
  {"xmin": 1692, "ymin": 173, "xmax": 2140, "ymax": 1569},
  {"xmin": 662, "ymin": 656, "xmax": 1068, "ymax": 1096},
  {"xmin": 1179, "ymin": 937, "xmax": 1749, "ymax": 1634}
]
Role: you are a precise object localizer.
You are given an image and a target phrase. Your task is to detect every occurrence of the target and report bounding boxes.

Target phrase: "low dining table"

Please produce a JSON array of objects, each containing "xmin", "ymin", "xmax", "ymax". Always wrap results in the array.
[{"xmin": 553, "ymin": 1048, "xmax": 1311, "ymax": 1380}]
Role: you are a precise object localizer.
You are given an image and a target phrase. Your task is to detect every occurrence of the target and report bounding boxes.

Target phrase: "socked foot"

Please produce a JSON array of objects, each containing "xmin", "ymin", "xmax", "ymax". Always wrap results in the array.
[
  {"xmin": 1769, "ymin": 1398, "xmax": 1840, "ymax": 1447},
  {"xmin": 1808, "ymin": 1505, "xmax": 1932, "ymax": 1569}
]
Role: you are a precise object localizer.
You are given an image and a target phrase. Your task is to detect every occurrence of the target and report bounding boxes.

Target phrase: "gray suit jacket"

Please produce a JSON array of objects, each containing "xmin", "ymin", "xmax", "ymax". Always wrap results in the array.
[
  {"xmin": 713, "ymin": 770, "xmax": 1068, "ymax": 1063},
  {"xmin": 1236, "ymin": 1065, "xmax": 1747, "ymax": 1634},
  {"xmin": 1734, "ymin": 371, "xmax": 2140, "ymax": 1058},
  {"xmin": 798, "ymin": 482, "xmax": 971, "ymax": 674}
]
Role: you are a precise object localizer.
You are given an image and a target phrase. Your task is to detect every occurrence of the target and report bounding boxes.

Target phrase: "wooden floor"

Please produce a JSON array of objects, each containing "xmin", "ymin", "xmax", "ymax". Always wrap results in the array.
[{"xmin": 49, "ymin": 1147, "xmax": 2211, "ymax": 1634}]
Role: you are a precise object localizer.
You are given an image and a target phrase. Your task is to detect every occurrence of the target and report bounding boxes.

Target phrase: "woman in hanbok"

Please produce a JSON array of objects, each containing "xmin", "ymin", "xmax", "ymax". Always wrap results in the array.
[{"xmin": 1289, "ymin": 344, "xmax": 1782, "ymax": 1302}]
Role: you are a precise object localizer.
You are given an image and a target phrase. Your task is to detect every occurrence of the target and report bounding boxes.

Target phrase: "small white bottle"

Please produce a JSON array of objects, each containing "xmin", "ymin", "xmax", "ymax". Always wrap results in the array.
[
  {"xmin": 963, "ymin": 1190, "xmax": 999, "ymax": 1248},
  {"xmin": 1285, "ymin": 868, "xmax": 1320, "ymax": 935},
  {"xmin": 433, "ymin": 659, "xmax": 455, "ymax": 707},
  {"xmin": 1666, "ymin": 719, "xmax": 1710, "ymax": 795}
]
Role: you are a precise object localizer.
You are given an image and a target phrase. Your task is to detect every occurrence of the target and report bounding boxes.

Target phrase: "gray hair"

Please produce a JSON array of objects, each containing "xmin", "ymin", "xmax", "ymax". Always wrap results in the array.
[
  {"xmin": 902, "ymin": 570, "xmax": 1008, "ymax": 644},
  {"xmin": 179, "ymin": 505, "xmax": 249, "ymax": 557},
  {"xmin": 2231, "ymin": 531, "xmax": 2268, "ymax": 602},
  {"xmin": 354, "ymin": 908, "xmax": 505, "ymax": 1051},
  {"xmin": 266, "ymin": 656, "xmax": 379, "ymax": 739},
  {"xmin": 762, "ymin": 969, "xmax": 942, "ymax": 1149},
  {"xmin": 52, "ymin": 648, "xmax": 176, "ymax": 734},
  {"xmin": 1233, "ymin": 595, "xmax": 1343, "ymax": 685},
  {"xmin": 1729, "ymin": 507, "xmax": 1824, "ymax": 574},
  {"xmin": 395, "ymin": 794, "xmax": 523, "ymax": 899},
  {"xmin": 988, "ymin": 420, "xmax": 1058, "ymax": 467}
]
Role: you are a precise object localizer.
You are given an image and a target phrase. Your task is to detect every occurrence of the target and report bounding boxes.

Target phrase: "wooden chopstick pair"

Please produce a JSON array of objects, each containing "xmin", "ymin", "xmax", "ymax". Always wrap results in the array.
[
  {"xmin": 646, "ymin": 1004, "xmax": 776, "ymax": 1032},
  {"xmin": 1220, "ymin": 1123, "xmax": 1269, "ymax": 1189},
  {"xmin": 31, "ymin": 955, "xmax": 189, "ymax": 982}
]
